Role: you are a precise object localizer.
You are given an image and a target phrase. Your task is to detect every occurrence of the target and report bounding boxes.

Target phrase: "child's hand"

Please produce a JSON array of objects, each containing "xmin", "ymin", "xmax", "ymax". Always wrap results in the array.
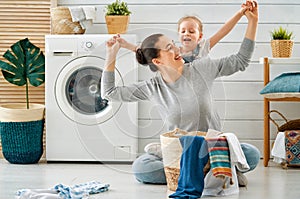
[
  {"xmin": 244, "ymin": 1, "xmax": 258, "ymax": 22},
  {"xmin": 240, "ymin": 0, "xmax": 254, "ymax": 15},
  {"xmin": 106, "ymin": 35, "xmax": 121, "ymax": 57},
  {"xmin": 115, "ymin": 34, "xmax": 128, "ymax": 48},
  {"xmin": 115, "ymin": 34, "xmax": 138, "ymax": 52}
]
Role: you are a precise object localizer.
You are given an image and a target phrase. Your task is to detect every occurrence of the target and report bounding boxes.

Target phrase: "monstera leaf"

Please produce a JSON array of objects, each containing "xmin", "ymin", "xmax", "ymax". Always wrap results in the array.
[{"xmin": 0, "ymin": 38, "xmax": 45, "ymax": 108}]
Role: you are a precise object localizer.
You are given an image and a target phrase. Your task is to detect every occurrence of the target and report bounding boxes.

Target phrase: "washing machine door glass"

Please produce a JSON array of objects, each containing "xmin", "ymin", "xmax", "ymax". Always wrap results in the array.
[
  {"xmin": 66, "ymin": 67, "xmax": 108, "ymax": 115},
  {"xmin": 55, "ymin": 56, "xmax": 123, "ymax": 125}
]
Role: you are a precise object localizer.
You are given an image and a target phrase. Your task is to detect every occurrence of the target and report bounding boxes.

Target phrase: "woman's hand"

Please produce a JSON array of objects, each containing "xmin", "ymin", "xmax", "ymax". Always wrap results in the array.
[{"xmin": 244, "ymin": 0, "xmax": 258, "ymax": 41}]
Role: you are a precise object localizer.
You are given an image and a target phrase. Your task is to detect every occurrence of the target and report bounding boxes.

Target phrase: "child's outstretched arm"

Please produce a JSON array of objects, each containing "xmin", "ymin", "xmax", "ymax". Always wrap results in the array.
[
  {"xmin": 209, "ymin": 1, "xmax": 251, "ymax": 49},
  {"xmin": 115, "ymin": 34, "xmax": 138, "ymax": 52}
]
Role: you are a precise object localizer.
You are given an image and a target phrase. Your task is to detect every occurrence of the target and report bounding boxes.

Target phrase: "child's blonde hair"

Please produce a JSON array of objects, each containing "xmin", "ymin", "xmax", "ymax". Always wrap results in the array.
[{"xmin": 177, "ymin": 15, "xmax": 203, "ymax": 33}]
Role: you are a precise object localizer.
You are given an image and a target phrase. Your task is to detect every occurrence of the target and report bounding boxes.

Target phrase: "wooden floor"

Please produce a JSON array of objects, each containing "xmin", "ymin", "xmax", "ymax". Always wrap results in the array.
[{"xmin": 1, "ymin": 159, "xmax": 300, "ymax": 198}]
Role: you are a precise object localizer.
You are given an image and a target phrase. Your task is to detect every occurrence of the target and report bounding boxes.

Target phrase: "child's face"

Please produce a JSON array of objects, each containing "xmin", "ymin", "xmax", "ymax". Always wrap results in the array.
[{"xmin": 178, "ymin": 19, "xmax": 203, "ymax": 49}]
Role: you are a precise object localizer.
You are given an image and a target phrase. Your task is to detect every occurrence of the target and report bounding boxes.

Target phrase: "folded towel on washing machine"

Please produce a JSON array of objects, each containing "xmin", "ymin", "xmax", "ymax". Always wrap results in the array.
[{"xmin": 16, "ymin": 180, "xmax": 110, "ymax": 199}]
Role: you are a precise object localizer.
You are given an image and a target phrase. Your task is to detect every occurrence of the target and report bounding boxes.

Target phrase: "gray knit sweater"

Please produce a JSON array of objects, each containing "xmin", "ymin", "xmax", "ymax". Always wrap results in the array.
[{"xmin": 101, "ymin": 38, "xmax": 255, "ymax": 132}]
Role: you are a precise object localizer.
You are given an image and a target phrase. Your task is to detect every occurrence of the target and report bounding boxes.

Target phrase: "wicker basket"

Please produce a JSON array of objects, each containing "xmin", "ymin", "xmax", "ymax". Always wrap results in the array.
[
  {"xmin": 0, "ymin": 103, "xmax": 45, "ymax": 164},
  {"xmin": 160, "ymin": 128, "xmax": 206, "ymax": 191},
  {"xmin": 0, "ymin": 120, "xmax": 44, "ymax": 164},
  {"xmin": 51, "ymin": 7, "xmax": 85, "ymax": 34},
  {"xmin": 105, "ymin": 15, "xmax": 129, "ymax": 34},
  {"xmin": 271, "ymin": 40, "xmax": 293, "ymax": 58},
  {"xmin": 269, "ymin": 110, "xmax": 300, "ymax": 133}
]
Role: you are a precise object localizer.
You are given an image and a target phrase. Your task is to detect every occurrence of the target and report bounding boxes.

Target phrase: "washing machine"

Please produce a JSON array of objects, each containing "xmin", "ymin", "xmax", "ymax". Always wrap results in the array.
[{"xmin": 45, "ymin": 34, "xmax": 138, "ymax": 162}]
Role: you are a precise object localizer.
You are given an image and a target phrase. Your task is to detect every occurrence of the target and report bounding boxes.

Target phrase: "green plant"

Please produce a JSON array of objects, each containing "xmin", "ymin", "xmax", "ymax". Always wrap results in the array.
[
  {"xmin": 271, "ymin": 26, "xmax": 294, "ymax": 40},
  {"xmin": 0, "ymin": 38, "xmax": 45, "ymax": 109},
  {"xmin": 105, "ymin": 0, "xmax": 131, "ymax": 16}
]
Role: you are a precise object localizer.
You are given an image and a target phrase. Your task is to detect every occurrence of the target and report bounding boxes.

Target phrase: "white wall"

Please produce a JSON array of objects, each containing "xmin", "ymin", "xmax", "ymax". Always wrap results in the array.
[{"xmin": 58, "ymin": 0, "xmax": 300, "ymax": 155}]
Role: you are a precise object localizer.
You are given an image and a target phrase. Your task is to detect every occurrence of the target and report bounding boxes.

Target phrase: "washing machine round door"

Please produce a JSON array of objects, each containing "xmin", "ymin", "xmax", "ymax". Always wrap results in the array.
[{"xmin": 55, "ymin": 55, "xmax": 123, "ymax": 125}]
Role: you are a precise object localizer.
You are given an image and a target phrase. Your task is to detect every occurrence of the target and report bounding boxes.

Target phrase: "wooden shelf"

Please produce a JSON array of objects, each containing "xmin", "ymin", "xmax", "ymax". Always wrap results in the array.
[
  {"xmin": 259, "ymin": 57, "xmax": 300, "ymax": 65},
  {"xmin": 261, "ymin": 57, "xmax": 300, "ymax": 167},
  {"xmin": 266, "ymin": 97, "xmax": 300, "ymax": 102}
]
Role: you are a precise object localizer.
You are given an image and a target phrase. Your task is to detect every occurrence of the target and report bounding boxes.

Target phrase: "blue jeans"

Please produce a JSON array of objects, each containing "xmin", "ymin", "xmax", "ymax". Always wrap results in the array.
[{"xmin": 132, "ymin": 143, "xmax": 260, "ymax": 184}]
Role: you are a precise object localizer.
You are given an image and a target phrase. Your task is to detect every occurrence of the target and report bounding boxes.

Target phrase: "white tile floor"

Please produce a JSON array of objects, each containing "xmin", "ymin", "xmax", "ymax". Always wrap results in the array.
[{"xmin": 1, "ymin": 159, "xmax": 299, "ymax": 199}]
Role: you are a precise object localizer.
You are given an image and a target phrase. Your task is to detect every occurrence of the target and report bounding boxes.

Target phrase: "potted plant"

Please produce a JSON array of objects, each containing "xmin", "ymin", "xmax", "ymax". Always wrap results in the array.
[
  {"xmin": 104, "ymin": 0, "xmax": 131, "ymax": 34},
  {"xmin": 270, "ymin": 26, "xmax": 294, "ymax": 58},
  {"xmin": 0, "ymin": 38, "xmax": 45, "ymax": 164}
]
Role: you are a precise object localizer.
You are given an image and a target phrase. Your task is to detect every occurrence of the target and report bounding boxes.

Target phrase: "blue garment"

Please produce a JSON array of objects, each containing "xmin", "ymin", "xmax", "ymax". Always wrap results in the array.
[
  {"xmin": 183, "ymin": 44, "xmax": 200, "ymax": 63},
  {"xmin": 169, "ymin": 136, "xmax": 209, "ymax": 199},
  {"xmin": 16, "ymin": 181, "xmax": 109, "ymax": 199},
  {"xmin": 55, "ymin": 181, "xmax": 109, "ymax": 198}
]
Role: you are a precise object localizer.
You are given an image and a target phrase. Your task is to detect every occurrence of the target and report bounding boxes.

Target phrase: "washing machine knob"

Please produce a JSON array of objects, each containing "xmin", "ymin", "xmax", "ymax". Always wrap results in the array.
[{"xmin": 85, "ymin": 41, "xmax": 93, "ymax": 49}]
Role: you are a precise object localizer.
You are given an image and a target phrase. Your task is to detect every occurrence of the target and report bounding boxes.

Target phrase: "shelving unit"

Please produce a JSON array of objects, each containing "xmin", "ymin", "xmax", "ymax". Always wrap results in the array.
[{"xmin": 260, "ymin": 57, "xmax": 300, "ymax": 167}]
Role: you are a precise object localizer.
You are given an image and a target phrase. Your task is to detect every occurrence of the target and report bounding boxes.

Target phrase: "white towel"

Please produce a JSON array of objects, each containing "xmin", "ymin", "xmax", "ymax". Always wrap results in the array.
[
  {"xmin": 79, "ymin": 19, "xmax": 93, "ymax": 29},
  {"xmin": 68, "ymin": 7, "xmax": 85, "ymax": 22},
  {"xmin": 221, "ymin": 132, "xmax": 250, "ymax": 172},
  {"xmin": 271, "ymin": 132, "xmax": 286, "ymax": 163},
  {"xmin": 68, "ymin": 6, "xmax": 96, "ymax": 30},
  {"xmin": 16, "ymin": 189, "xmax": 60, "ymax": 199},
  {"xmin": 82, "ymin": 6, "xmax": 96, "ymax": 21},
  {"xmin": 16, "ymin": 181, "xmax": 109, "ymax": 199},
  {"xmin": 206, "ymin": 128, "xmax": 223, "ymax": 138}
]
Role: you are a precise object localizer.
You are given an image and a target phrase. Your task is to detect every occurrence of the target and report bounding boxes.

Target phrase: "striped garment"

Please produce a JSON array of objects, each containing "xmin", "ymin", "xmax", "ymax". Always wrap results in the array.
[{"xmin": 205, "ymin": 137, "xmax": 232, "ymax": 181}]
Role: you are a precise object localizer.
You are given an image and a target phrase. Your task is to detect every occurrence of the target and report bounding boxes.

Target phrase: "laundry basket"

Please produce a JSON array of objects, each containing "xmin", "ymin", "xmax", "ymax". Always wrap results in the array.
[
  {"xmin": 269, "ymin": 110, "xmax": 300, "ymax": 168},
  {"xmin": 51, "ymin": 7, "xmax": 85, "ymax": 34},
  {"xmin": 0, "ymin": 120, "xmax": 44, "ymax": 164},
  {"xmin": 160, "ymin": 128, "xmax": 206, "ymax": 191}
]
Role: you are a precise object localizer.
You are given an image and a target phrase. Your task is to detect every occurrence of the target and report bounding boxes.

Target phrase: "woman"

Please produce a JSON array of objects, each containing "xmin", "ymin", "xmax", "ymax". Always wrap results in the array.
[{"xmin": 102, "ymin": 1, "xmax": 259, "ymax": 187}]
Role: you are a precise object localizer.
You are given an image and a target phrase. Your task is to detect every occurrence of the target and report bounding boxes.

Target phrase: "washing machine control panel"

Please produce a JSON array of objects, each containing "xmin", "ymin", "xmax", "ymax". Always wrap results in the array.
[
  {"xmin": 85, "ymin": 41, "xmax": 93, "ymax": 49},
  {"xmin": 80, "ymin": 40, "xmax": 95, "ymax": 52},
  {"xmin": 78, "ymin": 37, "xmax": 107, "ymax": 54}
]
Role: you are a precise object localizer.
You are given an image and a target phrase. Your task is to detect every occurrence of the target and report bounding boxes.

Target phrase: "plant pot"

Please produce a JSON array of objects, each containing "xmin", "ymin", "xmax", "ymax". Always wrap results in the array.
[
  {"xmin": 0, "ymin": 103, "xmax": 45, "ymax": 164},
  {"xmin": 105, "ymin": 15, "xmax": 129, "ymax": 34},
  {"xmin": 271, "ymin": 40, "xmax": 294, "ymax": 58}
]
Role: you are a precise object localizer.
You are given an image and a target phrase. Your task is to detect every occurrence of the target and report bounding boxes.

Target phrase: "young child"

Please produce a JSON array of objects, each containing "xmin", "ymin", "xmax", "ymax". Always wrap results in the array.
[{"xmin": 117, "ymin": 1, "xmax": 252, "ymax": 63}]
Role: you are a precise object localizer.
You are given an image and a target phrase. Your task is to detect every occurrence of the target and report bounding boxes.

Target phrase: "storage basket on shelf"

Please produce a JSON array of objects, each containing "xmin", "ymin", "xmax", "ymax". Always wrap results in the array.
[
  {"xmin": 269, "ymin": 110, "xmax": 300, "ymax": 168},
  {"xmin": 51, "ymin": 7, "xmax": 85, "ymax": 34},
  {"xmin": 271, "ymin": 40, "xmax": 293, "ymax": 58},
  {"xmin": 160, "ymin": 128, "xmax": 206, "ymax": 191}
]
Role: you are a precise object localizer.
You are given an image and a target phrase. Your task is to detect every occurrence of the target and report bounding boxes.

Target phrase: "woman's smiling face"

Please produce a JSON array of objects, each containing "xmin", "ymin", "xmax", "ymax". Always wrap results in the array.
[{"xmin": 152, "ymin": 35, "xmax": 184, "ymax": 69}]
